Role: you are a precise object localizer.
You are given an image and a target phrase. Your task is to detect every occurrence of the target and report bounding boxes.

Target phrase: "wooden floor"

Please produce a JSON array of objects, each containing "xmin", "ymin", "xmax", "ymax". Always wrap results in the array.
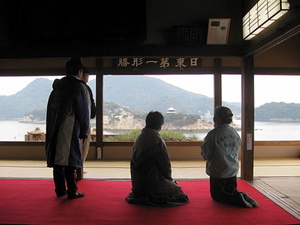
[{"xmin": 0, "ymin": 158, "xmax": 299, "ymax": 220}]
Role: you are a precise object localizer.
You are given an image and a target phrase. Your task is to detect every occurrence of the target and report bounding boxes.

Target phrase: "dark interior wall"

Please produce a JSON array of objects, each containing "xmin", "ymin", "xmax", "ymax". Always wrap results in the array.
[
  {"xmin": 145, "ymin": 0, "xmax": 243, "ymax": 45},
  {"xmin": 242, "ymin": 0, "xmax": 258, "ymax": 15},
  {"xmin": 8, "ymin": 2, "xmax": 147, "ymax": 43},
  {"xmin": 0, "ymin": 1, "xmax": 10, "ymax": 48},
  {"xmin": 0, "ymin": 1, "xmax": 148, "ymax": 57},
  {"xmin": 0, "ymin": 0, "xmax": 243, "ymax": 58},
  {"xmin": 0, "ymin": 0, "xmax": 299, "ymax": 72},
  {"xmin": 254, "ymin": 32, "xmax": 300, "ymax": 69},
  {"xmin": 243, "ymin": 0, "xmax": 300, "ymax": 70}
]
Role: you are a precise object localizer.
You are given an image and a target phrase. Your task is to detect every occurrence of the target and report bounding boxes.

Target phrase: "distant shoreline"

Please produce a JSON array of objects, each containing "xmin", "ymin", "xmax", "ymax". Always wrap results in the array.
[
  {"xmin": 19, "ymin": 121, "xmax": 46, "ymax": 124},
  {"xmin": 1, "ymin": 120, "xmax": 300, "ymax": 141},
  {"xmin": 269, "ymin": 118, "xmax": 300, "ymax": 122},
  {"xmin": 256, "ymin": 119, "xmax": 300, "ymax": 122}
]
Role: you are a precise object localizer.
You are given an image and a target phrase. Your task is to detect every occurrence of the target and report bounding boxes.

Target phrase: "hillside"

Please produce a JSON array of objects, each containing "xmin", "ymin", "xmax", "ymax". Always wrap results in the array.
[
  {"xmin": 0, "ymin": 78, "xmax": 52, "ymax": 119},
  {"xmin": 0, "ymin": 76, "xmax": 241, "ymax": 119},
  {"xmin": 102, "ymin": 101, "xmax": 214, "ymax": 131},
  {"xmin": 90, "ymin": 75, "xmax": 241, "ymax": 116},
  {"xmin": 255, "ymin": 102, "xmax": 300, "ymax": 121}
]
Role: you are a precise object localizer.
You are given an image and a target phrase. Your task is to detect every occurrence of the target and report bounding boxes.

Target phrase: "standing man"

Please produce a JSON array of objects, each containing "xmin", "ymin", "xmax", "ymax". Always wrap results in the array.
[
  {"xmin": 45, "ymin": 59, "xmax": 90, "ymax": 199},
  {"xmin": 80, "ymin": 67, "xmax": 96, "ymax": 172},
  {"xmin": 126, "ymin": 111, "xmax": 189, "ymax": 207}
]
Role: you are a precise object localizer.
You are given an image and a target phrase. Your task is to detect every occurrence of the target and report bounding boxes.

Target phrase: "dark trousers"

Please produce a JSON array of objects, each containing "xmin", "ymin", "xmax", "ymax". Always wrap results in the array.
[
  {"xmin": 53, "ymin": 165, "xmax": 78, "ymax": 196},
  {"xmin": 210, "ymin": 176, "xmax": 245, "ymax": 207}
]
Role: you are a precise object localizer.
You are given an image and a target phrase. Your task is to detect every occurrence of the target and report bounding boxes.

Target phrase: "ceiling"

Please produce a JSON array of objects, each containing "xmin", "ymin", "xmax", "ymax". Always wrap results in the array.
[{"xmin": 0, "ymin": 0, "xmax": 299, "ymax": 73}]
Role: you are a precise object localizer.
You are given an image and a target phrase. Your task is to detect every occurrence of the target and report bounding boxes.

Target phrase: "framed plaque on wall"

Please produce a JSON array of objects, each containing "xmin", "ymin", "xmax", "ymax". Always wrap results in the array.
[{"xmin": 206, "ymin": 18, "xmax": 231, "ymax": 44}]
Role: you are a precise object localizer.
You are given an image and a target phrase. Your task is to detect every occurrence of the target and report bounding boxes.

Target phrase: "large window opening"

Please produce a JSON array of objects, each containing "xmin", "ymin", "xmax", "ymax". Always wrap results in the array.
[
  {"xmin": 221, "ymin": 74, "xmax": 242, "ymax": 136},
  {"xmin": 103, "ymin": 74, "xmax": 215, "ymax": 142},
  {"xmin": 254, "ymin": 75, "xmax": 300, "ymax": 140},
  {"xmin": 2, "ymin": 74, "xmax": 300, "ymax": 142},
  {"xmin": 0, "ymin": 75, "xmax": 96, "ymax": 141}
]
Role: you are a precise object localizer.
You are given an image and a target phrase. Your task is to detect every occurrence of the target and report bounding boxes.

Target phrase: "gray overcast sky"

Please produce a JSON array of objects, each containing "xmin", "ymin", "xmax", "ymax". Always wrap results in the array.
[
  {"xmin": 1, "ymin": 75, "xmax": 300, "ymax": 107},
  {"xmin": 149, "ymin": 75, "xmax": 300, "ymax": 107}
]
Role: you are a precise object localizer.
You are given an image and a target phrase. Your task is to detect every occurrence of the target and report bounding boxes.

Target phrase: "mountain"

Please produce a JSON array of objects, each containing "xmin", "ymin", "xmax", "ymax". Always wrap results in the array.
[
  {"xmin": 0, "ymin": 76, "xmax": 241, "ymax": 119},
  {"xmin": 89, "ymin": 75, "xmax": 241, "ymax": 117},
  {"xmin": 255, "ymin": 102, "xmax": 300, "ymax": 121},
  {"xmin": 0, "ymin": 78, "xmax": 53, "ymax": 119}
]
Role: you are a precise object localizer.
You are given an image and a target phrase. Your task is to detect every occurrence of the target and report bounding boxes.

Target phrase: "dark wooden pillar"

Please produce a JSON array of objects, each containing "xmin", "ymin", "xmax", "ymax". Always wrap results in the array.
[
  {"xmin": 241, "ymin": 56, "xmax": 255, "ymax": 181},
  {"xmin": 96, "ymin": 62, "xmax": 104, "ymax": 159},
  {"xmin": 214, "ymin": 58, "xmax": 222, "ymax": 109}
]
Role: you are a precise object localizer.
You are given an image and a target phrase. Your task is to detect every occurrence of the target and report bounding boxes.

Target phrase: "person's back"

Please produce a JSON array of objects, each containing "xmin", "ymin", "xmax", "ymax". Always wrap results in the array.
[
  {"xmin": 131, "ymin": 127, "xmax": 172, "ymax": 195},
  {"xmin": 126, "ymin": 111, "xmax": 189, "ymax": 207},
  {"xmin": 46, "ymin": 75, "xmax": 89, "ymax": 168},
  {"xmin": 45, "ymin": 59, "xmax": 89, "ymax": 199},
  {"xmin": 201, "ymin": 106, "xmax": 258, "ymax": 208},
  {"xmin": 202, "ymin": 123, "xmax": 241, "ymax": 178}
]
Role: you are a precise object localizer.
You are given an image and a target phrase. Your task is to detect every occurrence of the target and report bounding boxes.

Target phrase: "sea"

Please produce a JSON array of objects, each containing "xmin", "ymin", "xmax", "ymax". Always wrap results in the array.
[{"xmin": 1, "ymin": 120, "xmax": 300, "ymax": 141}]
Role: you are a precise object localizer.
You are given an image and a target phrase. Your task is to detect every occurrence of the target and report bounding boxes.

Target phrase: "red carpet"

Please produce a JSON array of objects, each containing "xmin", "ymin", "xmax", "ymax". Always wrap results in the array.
[{"xmin": 0, "ymin": 179, "xmax": 298, "ymax": 225}]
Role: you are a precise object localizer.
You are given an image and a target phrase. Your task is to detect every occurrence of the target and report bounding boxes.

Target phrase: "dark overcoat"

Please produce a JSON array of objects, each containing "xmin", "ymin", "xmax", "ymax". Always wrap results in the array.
[
  {"xmin": 45, "ymin": 76, "xmax": 89, "ymax": 168},
  {"xmin": 130, "ymin": 128, "xmax": 173, "ymax": 194},
  {"xmin": 127, "ymin": 128, "xmax": 189, "ymax": 207}
]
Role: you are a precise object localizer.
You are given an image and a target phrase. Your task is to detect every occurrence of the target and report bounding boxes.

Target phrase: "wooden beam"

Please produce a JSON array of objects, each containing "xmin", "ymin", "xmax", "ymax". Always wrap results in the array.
[
  {"xmin": 241, "ymin": 56, "xmax": 255, "ymax": 181},
  {"xmin": 214, "ymin": 58, "xmax": 222, "ymax": 108},
  {"xmin": 0, "ymin": 45, "xmax": 244, "ymax": 59},
  {"xmin": 254, "ymin": 67, "xmax": 300, "ymax": 75}
]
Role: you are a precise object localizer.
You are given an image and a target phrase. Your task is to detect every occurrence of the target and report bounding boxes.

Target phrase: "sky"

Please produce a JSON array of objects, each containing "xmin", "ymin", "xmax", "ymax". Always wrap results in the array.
[
  {"xmin": 0, "ymin": 74, "xmax": 300, "ymax": 107},
  {"xmin": 0, "ymin": 76, "xmax": 62, "ymax": 96},
  {"xmin": 149, "ymin": 74, "xmax": 300, "ymax": 107}
]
